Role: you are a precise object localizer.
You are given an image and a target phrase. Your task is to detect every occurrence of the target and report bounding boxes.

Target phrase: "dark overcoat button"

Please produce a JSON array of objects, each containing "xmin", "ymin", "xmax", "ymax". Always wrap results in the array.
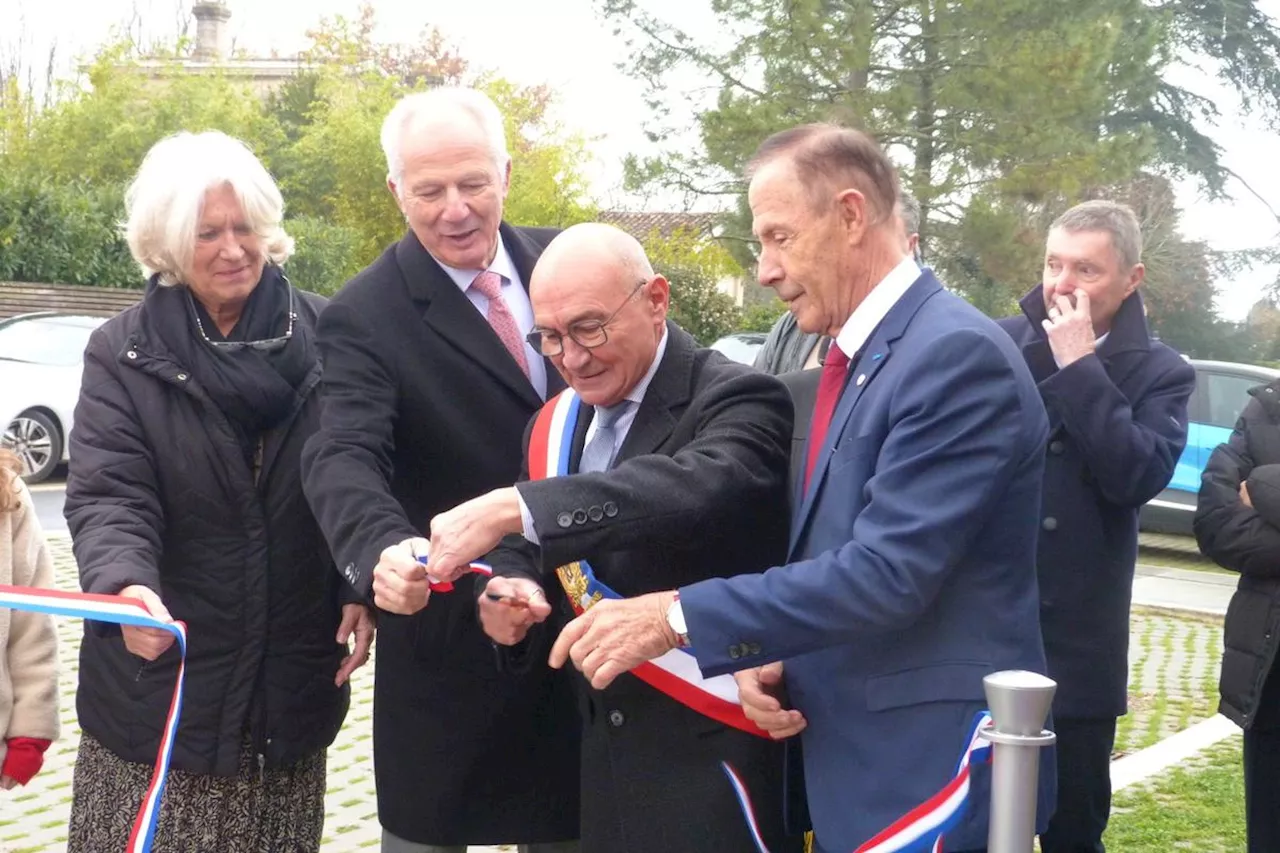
[
  {"xmin": 588, "ymin": 505, "xmax": 604, "ymax": 522},
  {"xmin": 557, "ymin": 512, "xmax": 573, "ymax": 528}
]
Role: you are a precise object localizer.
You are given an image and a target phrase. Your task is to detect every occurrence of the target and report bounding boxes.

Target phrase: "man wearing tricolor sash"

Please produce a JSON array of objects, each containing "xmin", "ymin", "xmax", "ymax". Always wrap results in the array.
[
  {"xmin": 532, "ymin": 127, "xmax": 1058, "ymax": 853},
  {"xmin": 425, "ymin": 223, "xmax": 804, "ymax": 853}
]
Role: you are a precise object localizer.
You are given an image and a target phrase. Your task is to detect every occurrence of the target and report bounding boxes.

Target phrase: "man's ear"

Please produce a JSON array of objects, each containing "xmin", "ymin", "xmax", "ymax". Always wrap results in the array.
[
  {"xmin": 1124, "ymin": 262, "xmax": 1145, "ymax": 299},
  {"xmin": 648, "ymin": 275, "xmax": 671, "ymax": 318},
  {"xmin": 835, "ymin": 188, "xmax": 869, "ymax": 244}
]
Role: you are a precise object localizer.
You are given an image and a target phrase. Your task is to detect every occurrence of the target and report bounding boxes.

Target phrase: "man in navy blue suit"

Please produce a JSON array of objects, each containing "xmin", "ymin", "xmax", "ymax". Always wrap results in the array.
[
  {"xmin": 998, "ymin": 202, "xmax": 1194, "ymax": 853},
  {"xmin": 545, "ymin": 124, "xmax": 1054, "ymax": 850},
  {"xmin": 545, "ymin": 124, "xmax": 1055, "ymax": 852}
]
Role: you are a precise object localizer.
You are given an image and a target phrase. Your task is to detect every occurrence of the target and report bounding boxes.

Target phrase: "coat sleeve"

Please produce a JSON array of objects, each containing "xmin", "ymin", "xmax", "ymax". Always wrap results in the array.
[
  {"xmin": 63, "ymin": 328, "xmax": 165, "ymax": 597},
  {"xmin": 515, "ymin": 370, "xmax": 792, "ymax": 570},
  {"xmin": 474, "ymin": 421, "xmax": 564, "ymax": 674},
  {"xmin": 4, "ymin": 479, "xmax": 59, "ymax": 742},
  {"xmin": 1245, "ymin": 464, "xmax": 1280, "ymax": 528},
  {"xmin": 1194, "ymin": 401, "xmax": 1280, "ymax": 577},
  {"xmin": 301, "ymin": 300, "xmax": 419, "ymax": 597},
  {"xmin": 1037, "ymin": 352, "xmax": 1195, "ymax": 507},
  {"xmin": 680, "ymin": 329, "xmax": 1036, "ymax": 674}
]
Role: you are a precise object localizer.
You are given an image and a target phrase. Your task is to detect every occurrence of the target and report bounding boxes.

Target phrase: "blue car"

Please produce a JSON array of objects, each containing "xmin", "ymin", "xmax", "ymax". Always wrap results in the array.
[{"xmin": 1140, "ymin": 359, "xmax": 1280, "ymax": 535}]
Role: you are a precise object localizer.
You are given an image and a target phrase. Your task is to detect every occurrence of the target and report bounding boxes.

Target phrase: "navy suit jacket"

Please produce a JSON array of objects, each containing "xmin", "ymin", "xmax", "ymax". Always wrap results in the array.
[{"xmin": 680, "ymin": 271, "xmax": 1055, "ymax": 852}]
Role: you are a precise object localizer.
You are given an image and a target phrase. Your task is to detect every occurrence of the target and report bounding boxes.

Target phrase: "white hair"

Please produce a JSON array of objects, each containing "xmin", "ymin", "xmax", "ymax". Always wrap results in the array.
[
  {"xmin": 124, "ymin": 130, "xmax": 294, "ymax": 286},
  {"xmin": 380, "ymin": 87, "xmax": 510, "ymax": 193}
]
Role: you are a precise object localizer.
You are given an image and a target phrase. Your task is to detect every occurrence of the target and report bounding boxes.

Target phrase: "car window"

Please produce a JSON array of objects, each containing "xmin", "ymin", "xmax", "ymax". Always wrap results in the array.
[
  {"xmin": 1202, "ymin": 372, "xmax": 1264, "ymax": 429},
  {"xmin": 0, "ymin": 318, "xmax": 96, "ymax": 366}
]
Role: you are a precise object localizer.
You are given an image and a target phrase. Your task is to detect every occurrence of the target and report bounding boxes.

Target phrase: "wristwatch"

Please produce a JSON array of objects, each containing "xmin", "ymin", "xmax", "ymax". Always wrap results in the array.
[{"xmin": 667, "ymin": 593, "xmax": 691, "ymax": 649}]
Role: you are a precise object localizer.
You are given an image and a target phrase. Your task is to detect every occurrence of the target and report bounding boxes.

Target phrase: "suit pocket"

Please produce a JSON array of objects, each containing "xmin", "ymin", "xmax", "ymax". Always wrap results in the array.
[
  {"xmin": 865, "ymin": 661, "xmax": 992, "ymax": 711},
  {"xmin": 827, "ymin": 431, "xmax": 879, "ymax": 476}
]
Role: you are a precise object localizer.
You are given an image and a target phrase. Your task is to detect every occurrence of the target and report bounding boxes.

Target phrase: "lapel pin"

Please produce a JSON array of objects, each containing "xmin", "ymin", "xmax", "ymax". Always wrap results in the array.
[
  {"xmin": 856, "ymin": 374, "xmax": 867, "ymax": 386},
  {"xmin": 872, "ymin": 353, "xmax": 883, "ymax": 361}
]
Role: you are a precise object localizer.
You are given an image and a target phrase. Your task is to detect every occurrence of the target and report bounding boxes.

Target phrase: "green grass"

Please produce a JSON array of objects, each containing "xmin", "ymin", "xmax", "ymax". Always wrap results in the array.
[{"xmin": 1105, "ymin": 738, "xmax": 1246, "ymax": 851}]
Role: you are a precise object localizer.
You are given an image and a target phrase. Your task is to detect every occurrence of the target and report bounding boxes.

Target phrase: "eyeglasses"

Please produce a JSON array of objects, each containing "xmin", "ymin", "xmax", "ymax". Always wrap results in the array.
[
  {"xmin": 187, "ymin": 278, "xmax": 297, "ymax": 353},
  {"xmin": 526, "ymin": 280, "xmax": 648, "ymax": 357}
]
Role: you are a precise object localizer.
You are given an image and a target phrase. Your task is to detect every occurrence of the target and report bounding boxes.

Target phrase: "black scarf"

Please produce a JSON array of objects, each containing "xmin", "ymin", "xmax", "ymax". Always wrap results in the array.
[{"xmin": 145, "ymin": 265, "xmax": 314, "ymax": 463}]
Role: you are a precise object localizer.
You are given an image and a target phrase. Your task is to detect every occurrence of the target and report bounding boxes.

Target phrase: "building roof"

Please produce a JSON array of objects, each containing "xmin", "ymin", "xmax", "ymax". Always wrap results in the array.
[{"xmin": 598, "ymin": 211, "xmax": 725, "ymax": 241}]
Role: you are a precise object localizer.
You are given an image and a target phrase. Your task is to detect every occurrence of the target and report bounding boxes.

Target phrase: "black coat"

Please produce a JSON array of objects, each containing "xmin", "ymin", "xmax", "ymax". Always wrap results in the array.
[
  {"xmin": 1195, "ymin": 378, "xmax": 1280, "ymax": 729},
  {"xmin": 489, "ymin": 324, "xmax": 802, "ymax": 853},
  {"xmin": 63, "ymin": 285, "xmax": 350, "ymax": 776},
  {"xmin": 999, "ymin": 289, "xmax": 1194, "ymax": 718},
  {"xmin": 300, "ymin": 225, "xmax": 580, "ymax": 845}
]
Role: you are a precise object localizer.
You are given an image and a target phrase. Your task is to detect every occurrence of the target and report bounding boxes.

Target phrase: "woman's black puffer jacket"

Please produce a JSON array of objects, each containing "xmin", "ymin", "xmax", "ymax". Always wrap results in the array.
[
  {"xmin": 64, "ymin": 287, "xmax": 351, "ymax": 776},
  {"xmin": 1196, "ymin": 377, "xmax": 1280, "ymax": 729}
]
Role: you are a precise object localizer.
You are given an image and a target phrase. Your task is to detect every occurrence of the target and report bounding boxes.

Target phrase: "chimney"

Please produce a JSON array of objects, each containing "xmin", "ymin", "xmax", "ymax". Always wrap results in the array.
[{"xmin": 191, "ymin": 1, "xmax": 232, "ymax": 62}]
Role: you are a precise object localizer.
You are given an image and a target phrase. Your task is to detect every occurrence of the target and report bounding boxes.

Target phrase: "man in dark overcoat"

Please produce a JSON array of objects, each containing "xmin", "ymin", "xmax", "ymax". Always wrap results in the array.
[
  {"xmin": 301, "ymin": 88, "xmax": 580, "ymax": 853},
  {"xmin": 998, "ymin": 200, "xmax": 1195, "ymax": 853}
]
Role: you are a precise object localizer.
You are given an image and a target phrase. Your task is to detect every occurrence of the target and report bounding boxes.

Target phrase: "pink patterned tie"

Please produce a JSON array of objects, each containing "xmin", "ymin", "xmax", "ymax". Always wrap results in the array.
[{"xmin": 470, "ymin": 270, "xmax": 531, "ymax": 380}]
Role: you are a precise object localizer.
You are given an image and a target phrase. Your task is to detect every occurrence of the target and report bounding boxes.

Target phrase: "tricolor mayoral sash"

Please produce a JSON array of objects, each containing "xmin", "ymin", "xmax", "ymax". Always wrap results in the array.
[{"xmin": 527, "ymin": 388, "xmax": 768, "ymax": 739}]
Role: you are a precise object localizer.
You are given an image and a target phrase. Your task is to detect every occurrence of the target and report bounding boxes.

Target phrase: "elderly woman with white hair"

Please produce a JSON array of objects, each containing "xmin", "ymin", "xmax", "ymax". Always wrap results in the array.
[{"xmin": 61, "ymin": 130, "xmax": 373, "ymax": 852}]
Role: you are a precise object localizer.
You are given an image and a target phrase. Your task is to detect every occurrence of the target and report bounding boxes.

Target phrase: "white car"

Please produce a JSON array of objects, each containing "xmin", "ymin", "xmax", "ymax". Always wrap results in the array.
[{"xmin": 0, "ymin": 313, "xmax": 106, "ymax": 483}]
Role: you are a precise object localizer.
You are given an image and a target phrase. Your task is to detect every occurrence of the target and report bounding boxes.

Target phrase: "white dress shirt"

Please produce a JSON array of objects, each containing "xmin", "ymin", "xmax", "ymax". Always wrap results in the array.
[
  {"xmin": 516, "ymin": 327, "xmax": 670, "ymax": 544},
  {"xmin": 833, "ymin": 256, "xmax": 923, "ymax": 360},
  {"xmin": 432, "ymin": 235, "xmax": 548, "ymax": 400}
]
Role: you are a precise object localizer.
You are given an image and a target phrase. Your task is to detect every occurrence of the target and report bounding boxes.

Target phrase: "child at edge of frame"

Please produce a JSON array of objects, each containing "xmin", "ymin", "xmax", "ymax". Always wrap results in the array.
[{"xmin": 0, "ymin": 447, "xmax": 59, "ymax": 790}]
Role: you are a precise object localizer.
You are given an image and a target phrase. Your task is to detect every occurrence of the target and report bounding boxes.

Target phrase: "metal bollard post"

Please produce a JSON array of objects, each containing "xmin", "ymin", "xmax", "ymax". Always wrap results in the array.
[{"xmin": 981, "ymin": 670, "xmax": 1057, "ymax": 853}]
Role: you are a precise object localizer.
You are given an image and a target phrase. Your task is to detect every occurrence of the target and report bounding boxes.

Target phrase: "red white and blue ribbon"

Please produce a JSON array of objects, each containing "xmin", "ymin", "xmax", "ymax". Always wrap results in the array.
[
  {"xmin": 0, "ymin": 584, "xmax": 188, "ymax": 853},
  {"xmin": 527, "ymin": 389, "xmax": 769, "ymax": 739},
  {"xmin": 416, "ymin": 553, "xmax": 493, "ymax": 593},
  {"xmin": 722, "ymin": 710, "xmax": 995, "ymax": 853}
]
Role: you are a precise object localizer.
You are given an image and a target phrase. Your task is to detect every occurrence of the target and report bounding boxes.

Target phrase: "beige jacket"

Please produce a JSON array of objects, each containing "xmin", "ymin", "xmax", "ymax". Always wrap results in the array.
[{"xmin": 0, "ymin": 475, "xmax": 60, "ymax": 767}]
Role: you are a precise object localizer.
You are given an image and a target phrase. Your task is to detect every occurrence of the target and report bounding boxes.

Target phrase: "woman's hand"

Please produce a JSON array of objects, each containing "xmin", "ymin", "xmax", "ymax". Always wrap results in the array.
[
  {"xmin": 335, "ymin": 604, "xmax": 376, "ymax": 686},
  {"xmin": 118, "ymin": 585, "xmax": 177, "ymax": 661}
]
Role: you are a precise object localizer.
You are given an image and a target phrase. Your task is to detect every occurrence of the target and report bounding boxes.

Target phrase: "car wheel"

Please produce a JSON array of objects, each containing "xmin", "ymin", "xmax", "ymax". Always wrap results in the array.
[{"xmin": 2, "ymin": 410, "xmax": 62, "ymax": 484}]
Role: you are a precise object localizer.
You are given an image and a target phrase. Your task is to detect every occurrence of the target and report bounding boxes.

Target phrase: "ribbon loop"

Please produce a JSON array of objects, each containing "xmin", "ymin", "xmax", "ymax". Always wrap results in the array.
[{"xmin": 0, "ymin": 584, "xmax": 188, "ymax": 853}]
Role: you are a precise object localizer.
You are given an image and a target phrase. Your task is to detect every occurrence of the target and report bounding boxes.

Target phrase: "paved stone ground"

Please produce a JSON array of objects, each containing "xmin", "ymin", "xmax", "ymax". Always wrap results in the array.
[
  {"xmin": 1117, "ymin": 608, "xmax": 1222, "ymax": 756},
  {"xmin": 0, "ymin": 538, "xmax": 1225, "ymax": 852}
]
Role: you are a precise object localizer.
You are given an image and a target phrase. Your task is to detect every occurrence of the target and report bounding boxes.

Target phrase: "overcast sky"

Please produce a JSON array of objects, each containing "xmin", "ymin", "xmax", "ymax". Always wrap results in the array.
[{"xmin": 4, "ymin": 0, "xmax": 1279, "ymax": 319}]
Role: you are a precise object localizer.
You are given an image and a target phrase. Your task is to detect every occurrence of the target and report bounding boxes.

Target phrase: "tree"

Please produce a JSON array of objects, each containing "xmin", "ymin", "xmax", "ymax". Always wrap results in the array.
[
  {"xmin": 9, "ymin": 43, "xmax": 276, "ymax": 187},
  {"xmin": 280, "ymin": 215, "xmax": 365, "ymax": 297},
  {"xmin": 642, "ymin": 226, "xmax": 742, "ymax": 344},
  {"xmin": 602, "ymin": 0, "xmax": 1280, "ymax": 313},
  {"xmin": 0, "ymin": 172, "xmax": 135, "ymax": 286},
  {"xmin": 0, "ymin": 5, "xmax": 597, "ymax": 290},
  {"xmin": 270, "ymin": 5, "xmax": 596, "ymax": 265}
]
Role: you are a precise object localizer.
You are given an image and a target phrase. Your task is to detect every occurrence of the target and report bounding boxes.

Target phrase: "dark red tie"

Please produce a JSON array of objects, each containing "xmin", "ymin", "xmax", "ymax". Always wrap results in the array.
[{"xmin": 804, "ymin": 343, "xmax": 852, "ymax": 491}]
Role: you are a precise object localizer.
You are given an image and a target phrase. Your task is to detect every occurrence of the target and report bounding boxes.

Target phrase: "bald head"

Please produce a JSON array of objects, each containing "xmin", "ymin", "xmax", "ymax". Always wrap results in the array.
[
  {"xmin": 531, "ymin": 223, "xmax": 655, "ymax": 301},
  {"xmin": 529, "ymin": 222, "xmax": 669, "ymax": 407}
]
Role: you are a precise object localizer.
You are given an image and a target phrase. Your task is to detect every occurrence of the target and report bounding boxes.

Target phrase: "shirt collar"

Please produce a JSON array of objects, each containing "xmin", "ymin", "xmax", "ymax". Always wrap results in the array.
[
  {"xmin": 622, "ymin": 325, "xmax": 669, "ymax": 408},
  {"xmin": 432, "ymin": 233, "xmax": 519, "ymax": 292},
  {"xmin": 834, "ymin": 256, "xmax": 922, "ymax": 359}
]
